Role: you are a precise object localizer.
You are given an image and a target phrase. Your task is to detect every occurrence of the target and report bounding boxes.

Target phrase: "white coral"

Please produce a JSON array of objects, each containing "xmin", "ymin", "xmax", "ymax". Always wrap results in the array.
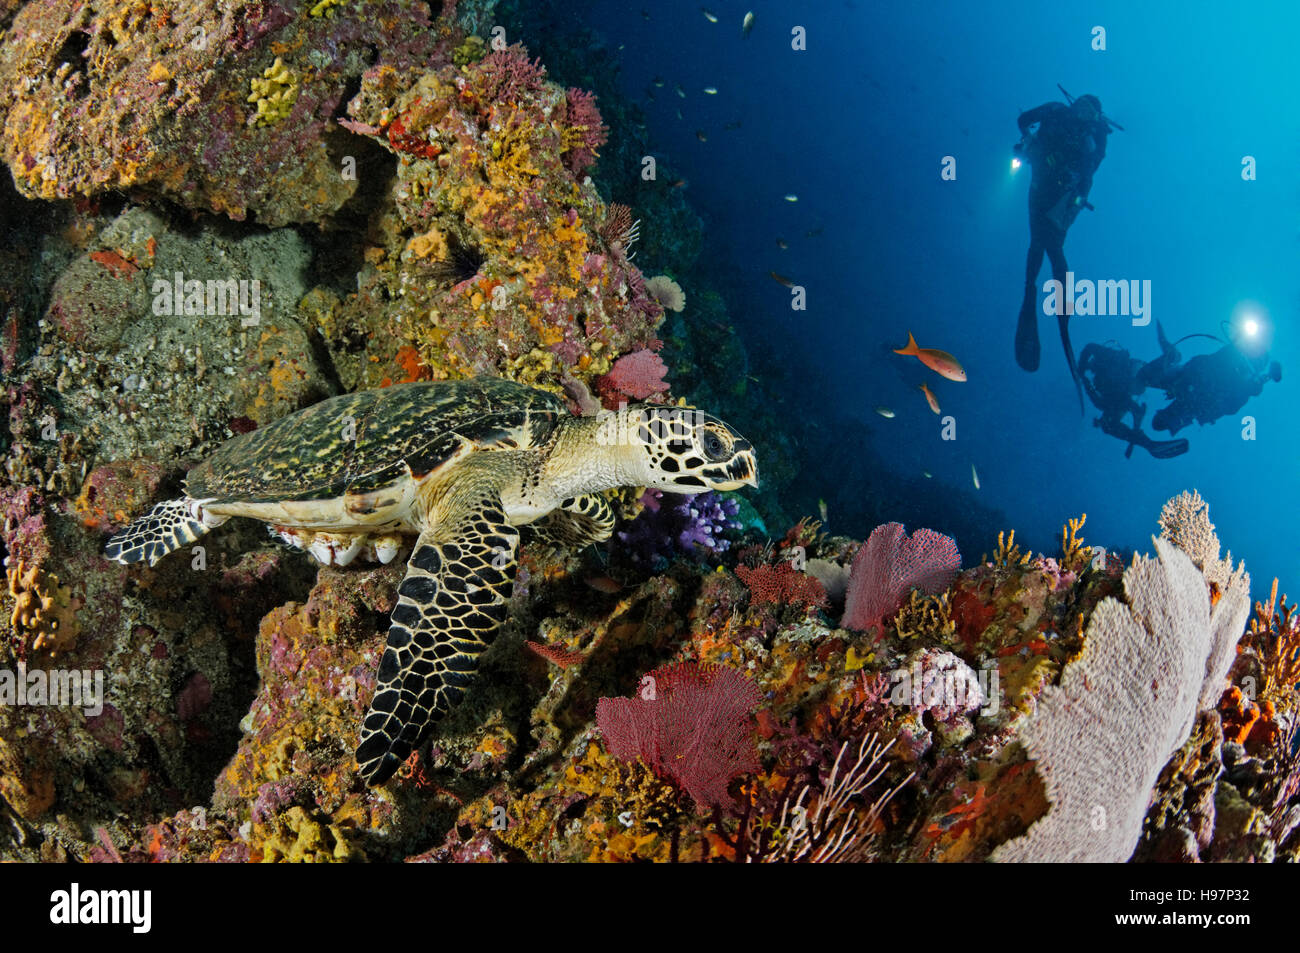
[{"xmin": 992, "ymin": 534, "xmax": 1250, "ymax": 863}]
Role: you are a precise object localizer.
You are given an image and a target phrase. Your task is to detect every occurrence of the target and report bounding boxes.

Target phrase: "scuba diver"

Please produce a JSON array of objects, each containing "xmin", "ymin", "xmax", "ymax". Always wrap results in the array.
[
  {"xmin": 1078, "ymin": 330, "xmax": 1189, "ymax": 459},
  {"xmin": 1013, "ymin": 89, "xmax": 1113, "ymax": 409},
  {"xmin": 1078, "ymin": 321, "xmax": 1281, "ymax": 457},
  {"xmin": 1145, "ymin": 325, "xmax": 1282, "ymax": 435}
]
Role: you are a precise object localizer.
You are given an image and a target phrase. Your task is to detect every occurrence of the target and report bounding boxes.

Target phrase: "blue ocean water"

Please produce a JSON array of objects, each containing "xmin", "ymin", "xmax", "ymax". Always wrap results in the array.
[{"xmin": 583, "ymin": 0, "xmax": 1298, "ymax": 592}]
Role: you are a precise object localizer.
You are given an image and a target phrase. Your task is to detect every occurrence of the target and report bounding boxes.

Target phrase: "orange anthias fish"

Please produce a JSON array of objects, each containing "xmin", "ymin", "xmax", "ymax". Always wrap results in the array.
[
  {"xmin": 919, "ymin": 382, "xmax": 941, "ymax": 414},
  {"xmin": 893, "ymin": 331, "xmax": 967, "ymax": 382},
  {"xmin": 769, "ymin": 271, "xmax": 795, "ymax": 288}
]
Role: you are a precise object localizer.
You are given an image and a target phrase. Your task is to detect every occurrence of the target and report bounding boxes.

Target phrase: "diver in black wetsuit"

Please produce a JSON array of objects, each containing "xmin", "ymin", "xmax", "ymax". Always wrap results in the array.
[
  {"xmin": 1078, "ymin": 332, "xmax": 1188, "ymax": 459},
  {"xmin": 1014, "ymin": 94, "xmax": 1110, "ymax": 406},
  {"xmin": 1078, "ymin": 321, "xmax": 1281, "ymax": 456},
  {"xmin": 1147, "ymin": 338, "xmax": 1282, "ymax": 436}
]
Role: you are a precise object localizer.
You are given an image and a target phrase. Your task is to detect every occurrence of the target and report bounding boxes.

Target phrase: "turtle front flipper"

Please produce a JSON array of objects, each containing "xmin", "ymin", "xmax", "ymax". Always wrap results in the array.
[
  {"xmin": 356, "ymin": 488, "xmax": 520, "ymax": 786},
  {"xmin": 104, "ymin": 498, "xmax": 222, "ymax": 567},
  {"xmin": 524, "ymin": 494, "xmax": 615, "ymax": 549}
]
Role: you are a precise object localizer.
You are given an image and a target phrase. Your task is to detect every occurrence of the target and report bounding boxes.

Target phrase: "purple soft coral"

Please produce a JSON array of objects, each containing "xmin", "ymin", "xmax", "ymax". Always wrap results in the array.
[{"xmin": 617, "ymin": 490, "xmax": 742, "ymax": 570}]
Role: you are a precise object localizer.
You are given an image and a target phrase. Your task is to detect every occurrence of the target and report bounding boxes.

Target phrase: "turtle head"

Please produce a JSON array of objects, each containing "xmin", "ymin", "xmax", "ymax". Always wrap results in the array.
[{"xmin": 613, "ymin": 405, "xmax": 758, "ymax": 493}]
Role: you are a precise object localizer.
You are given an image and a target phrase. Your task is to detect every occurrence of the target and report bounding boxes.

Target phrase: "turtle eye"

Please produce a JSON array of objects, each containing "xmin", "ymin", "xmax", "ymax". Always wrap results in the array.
[{"xmin": 701, "ymin": 430, "xmax": 727, "ymax": 460}]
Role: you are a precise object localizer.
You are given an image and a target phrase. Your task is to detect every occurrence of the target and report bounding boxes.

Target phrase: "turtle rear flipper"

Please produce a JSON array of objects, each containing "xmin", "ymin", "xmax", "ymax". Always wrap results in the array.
[
  {"xmin": 356, "ymin": 485, "xmax": 520, "ymax": 786},
  {"xmin": 104, "ymin": 498, "xmax": 217, "ymax": 567}
]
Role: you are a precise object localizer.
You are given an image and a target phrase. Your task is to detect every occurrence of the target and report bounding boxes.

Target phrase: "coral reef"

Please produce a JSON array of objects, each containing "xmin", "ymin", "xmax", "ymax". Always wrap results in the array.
[
  {"xmin": 0, "ymin": 0, "xmax": 443, "ymax": 225},
  {"xmin": 0, "ymin": 1, "xmax": 1291, "ymax": 867},
  {"xmin": 322, "ymin": 34, "xmax": 663, "ymax": 394}
]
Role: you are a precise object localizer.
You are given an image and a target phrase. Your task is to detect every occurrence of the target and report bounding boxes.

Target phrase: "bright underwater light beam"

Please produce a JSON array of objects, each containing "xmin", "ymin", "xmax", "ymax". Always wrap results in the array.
[{"xmin": 1229, "ymin": 300, "xmax": 1272, "ymax": 356}]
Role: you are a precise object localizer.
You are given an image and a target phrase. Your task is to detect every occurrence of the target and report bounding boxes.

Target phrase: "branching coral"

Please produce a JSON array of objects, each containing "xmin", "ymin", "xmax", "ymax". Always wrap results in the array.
[
  {"xmin": 1059, "ymin": 513, "xmax": 1092, "ymax": 574},
  {"xmin": 985, "ymin": 528, "xmax": 1031, "ymax": 568},
  {"xmin": 1243, "ymin": 578, "xmax": 1300, "ymax": 707},
  {"xmin": 893, "ymin": 589, "xmax": 956, "ymax": 643},
  {"xmin": 766, "ymin": 734, "xmax": 912, "ymax": 862},
  {"xmin": 615, "ymin": 490, "xmax": 741, "ymax": 570},
  {"xmin": 472, "ymin": 44, "xmax": 548, "ymax": 104},
  {"xmin": 561, "ymin": 87, "xmax": 608, "ymax": 175}
]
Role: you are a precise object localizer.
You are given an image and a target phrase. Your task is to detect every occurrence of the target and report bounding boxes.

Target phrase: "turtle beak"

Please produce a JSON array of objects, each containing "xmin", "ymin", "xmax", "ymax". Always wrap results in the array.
[{"xmin": 709, "ymin": 451, "xmax": 758, "ymax": 491}]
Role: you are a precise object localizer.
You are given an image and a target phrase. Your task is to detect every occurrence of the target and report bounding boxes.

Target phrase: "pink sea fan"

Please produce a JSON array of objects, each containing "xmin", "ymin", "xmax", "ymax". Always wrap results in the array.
[
  {"xmin": 842, "ymin": 522, "xmax": 961, "ymax": 634},
  {"xmin": 563, "ymin": 87, "xmax": 608, "ymax": 175},
  {"xmin": 598, "ymin": 349, "xmax": 670, "ymax": 405},
  {"xmin": 596, "ymin": 662, "xmax": 761, "ymax": 811}
]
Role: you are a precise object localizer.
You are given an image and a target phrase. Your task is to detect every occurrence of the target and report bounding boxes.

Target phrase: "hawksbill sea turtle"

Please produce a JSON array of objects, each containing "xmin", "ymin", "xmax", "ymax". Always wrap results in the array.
[{"xmin": 104, "ymin": 377, "xmax": 758, "ymax": 785}]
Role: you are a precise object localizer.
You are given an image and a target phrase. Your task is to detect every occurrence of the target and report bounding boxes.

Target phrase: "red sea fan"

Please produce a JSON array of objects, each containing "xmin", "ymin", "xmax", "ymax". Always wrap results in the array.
[
  {"xmin": 842, "ymin": 522, "xmax": 961, "ymax": 634},
  {"xmin": 596, "ymin": 662, "xmax": 761, "ymax": 811}
]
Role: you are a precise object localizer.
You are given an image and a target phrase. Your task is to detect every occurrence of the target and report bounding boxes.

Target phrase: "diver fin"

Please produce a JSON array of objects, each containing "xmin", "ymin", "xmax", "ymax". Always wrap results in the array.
[
  {"xmin": 1015, "ymin": 285, "xmax": 1040, "ymax": 372},
  {"xmin": 1058, "ymin": 313, "xmax": 1085, "ymax": 414},
  {"xmin": 1146, "ymin": 437, "xmax": 1189, "ymax": 459}
]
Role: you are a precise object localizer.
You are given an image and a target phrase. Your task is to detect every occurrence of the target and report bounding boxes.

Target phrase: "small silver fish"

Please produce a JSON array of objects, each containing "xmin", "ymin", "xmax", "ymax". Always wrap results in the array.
[
  {"xmin": 818, "ymin": 499, "xmax": 829, "ymax": 523},
  {"xmin": 783, "ymin": 193, "xmax": 798, "ymax": 202},
  {"xmin": 703, "ymin": 86, "xmax": 718, "ymax": 95},
  {"xmin": 674, "ymin": 83, "xmax": 686, "ymax": 98},
  {"xmin": 874, "ymin": 406, "xmax": 895, "ymax": 419},
  {"xmin": 971, "ymin": 464, "xmax": 980, "ymax": 490},
  {"xmin": 922, "ymin": 471, "xmax": 933, "ymax": 479},
  {"xmin": 742, "ymin": 11, "xmax": 755, "ymax": 36},
  {"xmin": 702, "ymin": 8, "xmax": 718, "ymax": 23}
]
